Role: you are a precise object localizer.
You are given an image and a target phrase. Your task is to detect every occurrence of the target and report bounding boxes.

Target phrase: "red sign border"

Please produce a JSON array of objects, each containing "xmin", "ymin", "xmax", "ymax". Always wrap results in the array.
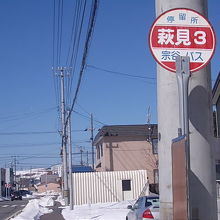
[{"xmin": 148, "ymin": 8, "xmax": 216, "ymax": 73}]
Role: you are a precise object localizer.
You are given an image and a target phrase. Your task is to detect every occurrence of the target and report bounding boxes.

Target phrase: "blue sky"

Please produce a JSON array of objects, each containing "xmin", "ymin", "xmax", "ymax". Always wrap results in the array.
[{"xmin": 0, "ymin": 0, "xmax": 219, "ymax": 169}]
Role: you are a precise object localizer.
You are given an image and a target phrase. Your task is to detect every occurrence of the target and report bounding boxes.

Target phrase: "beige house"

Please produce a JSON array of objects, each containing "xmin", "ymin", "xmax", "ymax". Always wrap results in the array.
[
  {"xmin": 213, "ymin": 72, "xmax": 220, "ymax": 182},
  {"xmin": 213, "ymin": 71, "xmax": 220, "ymax": 138},
  {"xmin": 37, "ymin": 183, "xmax": 60, "ymax": 193},
  {"xmin": 93, "ymin": 124, "xmax": 158, "ymax": 186}
]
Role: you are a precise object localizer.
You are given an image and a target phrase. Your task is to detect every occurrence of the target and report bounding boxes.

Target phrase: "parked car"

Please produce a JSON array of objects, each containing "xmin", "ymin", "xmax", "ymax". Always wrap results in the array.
[
  {"xmin": 19, "ymin": 190, "xmax": 32, "ymax": 196},
  {"xmin": 10, "ymin": 191, "xmax": 22, "ymax": 201},
  {"xmin": 142, "ymin": 204, "xmax": 159, "ymax": 220},
  {"xmin": 126, "ymin": 195, "xmax": 159, "ymax": 220}
]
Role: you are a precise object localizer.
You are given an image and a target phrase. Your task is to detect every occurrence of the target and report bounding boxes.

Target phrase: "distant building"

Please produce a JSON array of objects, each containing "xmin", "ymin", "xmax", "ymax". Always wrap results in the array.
[
  {"xmin": 40, "ymin": 174, "xmax": 59, "ymax": 184},
  {"xmin": 0, "ymin": 168, "xmax": 6, "ymax": 197},
  {"xmin": 93, "ymin": 124, "xmax": 158, "ymax": 188},
  {"xmin": 5, "ymin": 168, "xmax": 13, "ymax": 184},
  {"xmin": 37, "ymin": 183, "xmax": 61, "ymax": 193},
  {"xmin": 51, "ymin": 164, "xmax": 62, "ymax": 177}
]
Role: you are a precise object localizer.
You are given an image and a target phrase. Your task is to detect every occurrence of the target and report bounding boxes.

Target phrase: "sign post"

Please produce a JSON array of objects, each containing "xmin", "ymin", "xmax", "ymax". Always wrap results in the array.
[
  {"xmin": 174, "ymin": 56, "xmax": 190, "ymax": 219},
  {"xmin": 149, "ymin": 6, "xmax": 217, "ymax": 220},
  {"xmin": 149, "ymin": 8, "xmax": 216, "ymax": 73}
]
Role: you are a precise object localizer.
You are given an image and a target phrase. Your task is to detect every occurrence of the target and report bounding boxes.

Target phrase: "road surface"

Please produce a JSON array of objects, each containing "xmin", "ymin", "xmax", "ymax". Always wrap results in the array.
[{"xmin": 0, "ymin": 198, "xmax": 28, "ymax": 220}]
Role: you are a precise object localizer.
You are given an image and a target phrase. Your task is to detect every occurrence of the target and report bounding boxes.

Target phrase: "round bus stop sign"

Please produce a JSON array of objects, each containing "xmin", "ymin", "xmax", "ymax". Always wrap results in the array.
[{"xmin": 149, "ymin": 8, "xmax": 216, "ymax": 72}]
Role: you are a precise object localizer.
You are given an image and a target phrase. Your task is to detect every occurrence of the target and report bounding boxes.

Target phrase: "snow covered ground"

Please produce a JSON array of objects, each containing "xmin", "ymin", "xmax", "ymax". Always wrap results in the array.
[
  {"xmin": 10, "ymin": 192, "xmax": 134, "ymax": 220},
  {"xmin": 16, "ymin": 168, "xmax": 48, "ymax": 179},
  {"xmin": 11, "ymin": 195, "xmax": 55, "ymax": 220},
  {"xmin": 61, "ymin": 200, "xmax": 134, "ymax": 220},
  {"xmin": 0, "ymin": 196, "xmax": 10, "ymax": 201}
]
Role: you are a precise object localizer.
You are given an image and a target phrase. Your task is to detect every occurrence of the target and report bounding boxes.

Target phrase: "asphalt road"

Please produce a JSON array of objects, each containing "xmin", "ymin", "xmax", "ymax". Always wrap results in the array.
[{"xmin": 0, "ymin": 198, "xmax": 28, "ymax": 220}]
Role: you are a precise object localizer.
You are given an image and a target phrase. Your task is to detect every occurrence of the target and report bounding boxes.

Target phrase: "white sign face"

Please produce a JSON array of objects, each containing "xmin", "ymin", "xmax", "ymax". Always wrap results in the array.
[{"xmin": 149, "ymin": 8, "xmax": 216, "ymax": 72}]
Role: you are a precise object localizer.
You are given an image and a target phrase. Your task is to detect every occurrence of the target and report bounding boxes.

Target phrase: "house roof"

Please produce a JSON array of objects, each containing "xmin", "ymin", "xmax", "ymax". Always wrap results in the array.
[
  {"xmin": 213, "ymin": 72, "xmax": 220, "ymax": 105},
  {"xmin": 72, "ymin": 165, "xmax": 94, "ymax": 173},
  {"xmin": 94, "ymin": 124, "xmax": 158, "ymax": 144}
]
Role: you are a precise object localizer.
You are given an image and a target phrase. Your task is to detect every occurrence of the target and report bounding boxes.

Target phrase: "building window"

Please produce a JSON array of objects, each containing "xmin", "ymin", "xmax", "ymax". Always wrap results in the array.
[
  {"xmin": 97, "ymin": 145, "xmax": 100, "ymax": 159},
  {"xmin": 152, "ymin": 139, "xmax": 158, "ymax": 154},
  {"xmin": 153, "ymin": 169, "xmax": 159, "ymax": 184},
  {"xmin": 216, "ymin": 162, "xmax": 220, "ymax": 180},
  {"xmin": 122, "ymin": 179, "xmax": 131, "ymax": 191},
  {"xmin": 100, "ymin": 144, "xmax": 103, "ymax": 157}
]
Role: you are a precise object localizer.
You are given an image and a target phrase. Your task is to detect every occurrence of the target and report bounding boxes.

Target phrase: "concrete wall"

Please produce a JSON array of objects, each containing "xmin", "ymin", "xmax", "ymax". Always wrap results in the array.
[{"xmin": 71, "ymin": 170, "xmax": 148, "ymax": 205}]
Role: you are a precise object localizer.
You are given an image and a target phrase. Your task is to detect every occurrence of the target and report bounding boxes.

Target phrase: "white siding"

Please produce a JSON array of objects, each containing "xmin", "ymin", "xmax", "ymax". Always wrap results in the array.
[{"xmin": 72, "ymin": 170, "xmax": 148, "ymax": 205}]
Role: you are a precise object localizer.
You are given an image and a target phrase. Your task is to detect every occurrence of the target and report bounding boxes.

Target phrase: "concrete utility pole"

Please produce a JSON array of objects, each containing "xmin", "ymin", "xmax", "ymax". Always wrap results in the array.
[
  {"xmin": 91, "ymin": 113, "xmax": 94, "ymax": 170},
  {"xmin": 80, "ymin": 146, "xmax": 84, "ymax": 166},
  {"xmin": 67, "ymin": 110, "xmax": 74, "ymax": 210},
  {"xmin": 156, "ymin": 1, "xmax": 217, "ymax": 219},
  {"xmin": 12, "ymin": 156, "xmax": 17, "ymax": 190},
  {"xmin": 59, "ymin": 67, "xmax": 69, "ymax": 205}
]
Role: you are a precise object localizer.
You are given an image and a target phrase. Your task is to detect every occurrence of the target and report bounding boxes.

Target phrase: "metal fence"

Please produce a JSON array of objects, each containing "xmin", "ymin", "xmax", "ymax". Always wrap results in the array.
[{"xmin": 71, "ymin": 169, "xmax": 148, "ymax": 205}]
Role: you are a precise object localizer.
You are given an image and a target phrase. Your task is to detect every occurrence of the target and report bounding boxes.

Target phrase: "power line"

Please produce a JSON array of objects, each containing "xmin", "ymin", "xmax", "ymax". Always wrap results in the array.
[
  {"xmin": 86, "ymin": 64, "xmax": 156, "ymax": 81},
  {"xmin": 0, "ymin": 142, "xmax": 60, "ymax": 148},
  {"xmin": 65, "ymin": 0, "xmax": 98, "ymax": 127},
  {"xmin": 0, "ymin": 129, "xmax": 88, "ymax": 136},
  {"xmin": 0, "ymin": 107, "xmax": 57, "ymax": 123},
  {"xmin": 73, "ymin": 110, "xmax": 106, "ymax": 125},
  {"xmin": 65, "ymin": 1, "xmax": 87, "ymax": 108}
]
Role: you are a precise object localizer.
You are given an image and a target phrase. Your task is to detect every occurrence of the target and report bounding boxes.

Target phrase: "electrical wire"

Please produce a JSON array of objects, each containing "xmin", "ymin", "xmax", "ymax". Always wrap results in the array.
[
  {"xmin": 86, "ymin": 64, "xmax": 156, "ymax": 81},
  {"xmin": 65, "ymin": 0, "xmax": 99, "ymax": 127},
  {"xmin": 66, "ymin": 0, "xmax": 87, "ymax": 107}
]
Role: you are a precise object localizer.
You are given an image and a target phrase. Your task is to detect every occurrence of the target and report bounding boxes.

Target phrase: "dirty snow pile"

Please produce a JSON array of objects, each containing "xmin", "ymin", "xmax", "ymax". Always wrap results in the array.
[
  {"xmin": 0, "ymin": 196, "xmax": 10, "ymax": 201},
  {"xmin": 56, "ymin": 194, "xmax": 65, "ymax": 206},
  {"xmin": 33, "ymin": 190, "xmax": 60, "ymax": 197},
  {"xmin": 62, "ymin": 200, "xmax": 134, "ymax": 220},
  {"xmin": 11, "ymin": 196, "xmax": 54, "ymax": 220}
]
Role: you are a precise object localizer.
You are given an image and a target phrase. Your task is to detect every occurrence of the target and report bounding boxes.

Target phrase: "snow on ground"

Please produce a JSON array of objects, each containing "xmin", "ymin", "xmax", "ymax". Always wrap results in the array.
[
  {"xmin": 10, "ymin": 191, "xmax": 134, "ymax": 220},
  {"xmin": 61, "ymin": 200, "xmax": 134, "ymax": 220},
  {"xmin": 0, "ymin": 196, "xmax": 10, "ymax": 201},
  {"xmin": 32, "ymin": 190, "xmax": 60, "ymax": 197},
  {"xmin": 56, "ymin": 194, "xmax": 65, "ymax": 206},
  {"xmin": 16, "ymin": 168, "xmax": 47, "ymax": 179},
  {"xmin": 11, "ymin": 196, "xmax": 54, "ymax": 220}
]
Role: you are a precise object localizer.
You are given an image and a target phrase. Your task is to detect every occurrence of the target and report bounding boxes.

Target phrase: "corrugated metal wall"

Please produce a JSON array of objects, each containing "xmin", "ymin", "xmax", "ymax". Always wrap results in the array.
[{"xmin": 72, "ymin": 169, "xmax": 148, "ymax": 205}]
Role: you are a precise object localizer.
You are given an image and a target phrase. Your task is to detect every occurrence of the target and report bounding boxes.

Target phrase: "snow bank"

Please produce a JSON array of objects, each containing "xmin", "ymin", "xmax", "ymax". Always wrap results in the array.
[
  {"xmin": 62, "ymin": 200, "xmax": 134, "ymax": 220},
  {"xmin": 39, "ymin": 196, "xmax": 54, "ymax": 207},
  {"xmin": 0, "ymin": 196, "xmax": 10, "ymax": 201},
  {"xmin": 56, "ymin": 195, "xmax": 65, "ymax": 206},
  {"xmin": 11, "ymin": 196, "xmax": 54, "ymax": 220},
  {"xmin": 33, "ymin": 190, "xmax": 59, "ymax": 197}
]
